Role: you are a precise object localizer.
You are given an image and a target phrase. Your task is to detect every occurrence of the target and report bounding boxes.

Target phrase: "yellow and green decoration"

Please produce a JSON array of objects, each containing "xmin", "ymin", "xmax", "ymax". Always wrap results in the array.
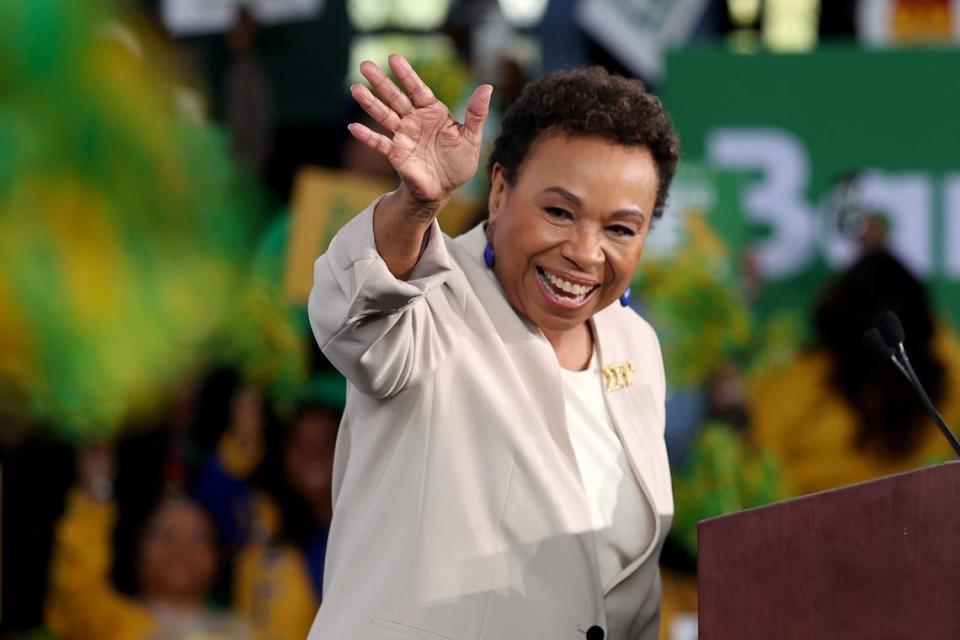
[{"xmin": 0, "ymin": 0, "xmax": 270, "ymax": 440}]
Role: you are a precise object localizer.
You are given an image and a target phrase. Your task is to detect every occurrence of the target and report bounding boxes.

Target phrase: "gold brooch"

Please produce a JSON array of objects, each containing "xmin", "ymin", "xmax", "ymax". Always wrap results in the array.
[{"xmin": 601, "ymin": 361, "xmax": 635, "ymax": 392}]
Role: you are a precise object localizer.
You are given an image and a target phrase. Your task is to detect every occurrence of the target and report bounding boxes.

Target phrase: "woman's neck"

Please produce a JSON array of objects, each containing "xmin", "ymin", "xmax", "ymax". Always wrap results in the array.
[{"xmin": 542, "ymin": 322, "xmax": 593, "ymax": 371}]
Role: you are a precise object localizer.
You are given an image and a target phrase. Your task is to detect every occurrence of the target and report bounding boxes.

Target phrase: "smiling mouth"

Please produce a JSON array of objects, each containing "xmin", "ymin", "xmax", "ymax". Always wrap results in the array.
[{"xmin": 536, "ymin": 267, "xmax": 599, "ymax": 307}]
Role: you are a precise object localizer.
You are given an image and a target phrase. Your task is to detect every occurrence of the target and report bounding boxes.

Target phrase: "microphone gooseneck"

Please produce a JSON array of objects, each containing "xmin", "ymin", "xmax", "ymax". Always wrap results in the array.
[{"xmin": 863, "ymin": 312, "xmax": 960, "ymax": 458}]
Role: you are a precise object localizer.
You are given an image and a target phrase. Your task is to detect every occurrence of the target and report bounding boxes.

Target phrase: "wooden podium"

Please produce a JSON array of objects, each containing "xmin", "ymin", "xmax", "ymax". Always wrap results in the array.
[{"xmin": 697, "ymin": 462, "xmax": 960, "ymax": 639}]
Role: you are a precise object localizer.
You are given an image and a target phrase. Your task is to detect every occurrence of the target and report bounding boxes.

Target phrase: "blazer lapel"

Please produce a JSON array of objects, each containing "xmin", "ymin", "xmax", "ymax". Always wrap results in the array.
[
  {"xmin": 451, "ymin": 226, "xmax": 578, "ymax": 478},
  {"xmin": 591, "ymin": 309, "xmax": 673, "ymax": 594}
]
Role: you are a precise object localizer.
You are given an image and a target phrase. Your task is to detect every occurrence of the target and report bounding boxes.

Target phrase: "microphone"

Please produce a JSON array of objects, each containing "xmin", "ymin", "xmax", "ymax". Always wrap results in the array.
[
  {"xmin": 876, "ymin": 311, "xmax": 905, "ymax": 347},
  {"xmin": 862, "ymin": 311, "xmax": 960, "ymax": 458}
]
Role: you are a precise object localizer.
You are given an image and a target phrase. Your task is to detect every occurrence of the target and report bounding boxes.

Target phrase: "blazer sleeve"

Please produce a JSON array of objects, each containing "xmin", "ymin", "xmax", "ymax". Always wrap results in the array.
[{"xmin": 307, "ymin": 198, "xmax": 466, "ymax": 398}]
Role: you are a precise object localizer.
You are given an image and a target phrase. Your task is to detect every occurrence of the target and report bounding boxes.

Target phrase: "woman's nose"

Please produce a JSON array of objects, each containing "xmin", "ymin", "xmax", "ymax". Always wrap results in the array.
[{"xmin": 562, "ymin": 228, "xmax": 604, "ymax": 270}]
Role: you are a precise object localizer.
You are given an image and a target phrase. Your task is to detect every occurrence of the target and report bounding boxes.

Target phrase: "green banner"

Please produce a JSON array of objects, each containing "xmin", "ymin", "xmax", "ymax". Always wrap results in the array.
[{"xmin": 664, "ymin": 47, "xmax": 960, "ymax": 328}]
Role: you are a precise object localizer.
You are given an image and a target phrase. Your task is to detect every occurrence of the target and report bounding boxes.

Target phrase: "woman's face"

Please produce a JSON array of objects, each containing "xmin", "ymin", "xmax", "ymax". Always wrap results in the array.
[
  {"xmin": 488, "ymin": 133, "xmax": 659, "ymax": 334},
  {"xmin": 139, "ymin": 500, "xmax": 218, "ymax": 607}
]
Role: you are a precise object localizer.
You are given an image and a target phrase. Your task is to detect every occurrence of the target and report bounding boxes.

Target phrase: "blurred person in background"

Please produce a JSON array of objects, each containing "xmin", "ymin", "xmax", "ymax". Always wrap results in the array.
[
  {"xmin": 193, "ymin": 374, "xmax": 344, "ymax": 640},
  {"xmin": 46, "ymin": 443, "xmax": 250, "ymax": 640},
  {"xmin": 225, "ymin": 6, "xmax": 274, "ymax": 179},
  {"xmin": 308, "ymin": 53, "xmax": 678, "ymax": 640},
  {"xmin": 749, "ymin": 248, "xmax": 960, "ymax": 495}
]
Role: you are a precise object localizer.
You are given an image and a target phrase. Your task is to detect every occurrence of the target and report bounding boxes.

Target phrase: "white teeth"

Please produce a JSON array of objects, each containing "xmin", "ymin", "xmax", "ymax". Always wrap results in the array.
[{"xmin": 540, "ymin": 269, "xmax": 594, "ymax": 302}]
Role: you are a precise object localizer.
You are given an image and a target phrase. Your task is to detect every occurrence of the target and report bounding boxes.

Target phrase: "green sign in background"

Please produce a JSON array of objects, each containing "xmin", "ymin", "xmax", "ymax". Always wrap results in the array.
[{"xmin": 663, "ymin": 47, "xmax": 960, "ymax": 330}]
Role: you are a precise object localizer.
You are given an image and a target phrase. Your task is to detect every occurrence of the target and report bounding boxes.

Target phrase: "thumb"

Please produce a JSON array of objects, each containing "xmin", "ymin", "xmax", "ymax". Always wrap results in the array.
[{"xmin": 463, "ymin": 84, "xmax": 493, "ymax": 143}]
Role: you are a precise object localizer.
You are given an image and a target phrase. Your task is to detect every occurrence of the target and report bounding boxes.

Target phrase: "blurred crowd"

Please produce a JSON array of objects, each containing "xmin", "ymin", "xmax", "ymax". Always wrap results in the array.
[
  {"xmin": 4, "ymin": 1, "xmax": 960, "ymax": 639},
  {"xmin": 45, "ymin": 371, "xmax": 342, "ymax": 640}
]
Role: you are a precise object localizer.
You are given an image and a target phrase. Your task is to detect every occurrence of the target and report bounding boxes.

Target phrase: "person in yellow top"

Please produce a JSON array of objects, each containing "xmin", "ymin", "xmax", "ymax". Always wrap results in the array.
[
  {"xmin": 749, "ymin": 249, "xmax": 960, "ymax": 496},
  {"xmin": 46, "ymin": 443, "xmax": 250, "ymax": 640},
  {"xmin": 192, "ymin": 375, "xmax": 343, "ymax": 640}
]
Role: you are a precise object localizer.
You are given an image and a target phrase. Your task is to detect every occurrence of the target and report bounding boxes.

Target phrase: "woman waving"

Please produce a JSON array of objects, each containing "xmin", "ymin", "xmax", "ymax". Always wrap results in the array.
[{"xmin": 308, "ymin": 54, "xmax": 679, "ymax": 640}]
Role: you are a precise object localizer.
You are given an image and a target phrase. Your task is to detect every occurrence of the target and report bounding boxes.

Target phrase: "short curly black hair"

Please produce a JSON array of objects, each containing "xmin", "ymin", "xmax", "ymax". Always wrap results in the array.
[{"xmin": 488, "ymin": 67, "xmax": 680, "ymax": 219}]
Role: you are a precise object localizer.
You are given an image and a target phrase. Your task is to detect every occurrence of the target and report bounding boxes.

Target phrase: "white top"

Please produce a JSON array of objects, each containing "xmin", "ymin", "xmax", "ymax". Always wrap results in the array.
[{"xmin": 561, "ymin": 351, "xmax": 656, "ymax": 590}]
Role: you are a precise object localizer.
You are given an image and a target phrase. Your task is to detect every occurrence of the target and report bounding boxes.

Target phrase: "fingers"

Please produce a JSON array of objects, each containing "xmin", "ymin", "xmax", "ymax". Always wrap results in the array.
[
  {"xmin": 464, "ymin": 84, "xmax": 493, "ymax": 142},
  {"xmin": 350, "ymin": 83, "xmax": 402, "ymax": 132},
  {"xmin": 347, "ymin": 122, "xmax": 393, "ymax": 157},
  {"xmin": 359, "ymin": 60, "xmax": 415, "ymax": 117},
  {"xmin": 388, "ymin": 54, "xmax": 436, "ymax": 109}
]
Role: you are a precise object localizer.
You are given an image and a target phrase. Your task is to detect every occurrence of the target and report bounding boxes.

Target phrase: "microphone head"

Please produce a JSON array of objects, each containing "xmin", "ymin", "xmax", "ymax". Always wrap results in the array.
[
  {"xmin": 862, "ymin": 327, "xmax": 894, "ymax": 361},
  {"xmin": 876, "ymin": 310, "xmax": 905, "ymax": 347}
]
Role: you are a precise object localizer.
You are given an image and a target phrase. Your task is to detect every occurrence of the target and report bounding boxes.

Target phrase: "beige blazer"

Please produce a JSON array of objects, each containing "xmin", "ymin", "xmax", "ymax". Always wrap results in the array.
[{"xmin": 307, "ymin": 199, "xmax": 673, "ymax": 640}]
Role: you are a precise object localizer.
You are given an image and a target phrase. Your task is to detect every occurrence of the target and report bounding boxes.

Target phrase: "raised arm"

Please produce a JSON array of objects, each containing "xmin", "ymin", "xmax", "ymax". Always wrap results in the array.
[
  {"xmin": 308, "ymin": 56, "xmax": 493, "ymax": 398},
  {"xmin": 46, "ymin": 443, "xmax": 152, "ymax": 639},
  {"xmin": 348, "ymin": 54, "xmax": 492, "ymax": 279}
]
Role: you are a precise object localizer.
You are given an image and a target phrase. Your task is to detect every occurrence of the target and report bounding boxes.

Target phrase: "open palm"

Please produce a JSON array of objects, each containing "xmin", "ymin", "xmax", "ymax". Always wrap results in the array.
[{"xmin": 348, "ymin": 54, "xmax": 492, "ymax": 204}]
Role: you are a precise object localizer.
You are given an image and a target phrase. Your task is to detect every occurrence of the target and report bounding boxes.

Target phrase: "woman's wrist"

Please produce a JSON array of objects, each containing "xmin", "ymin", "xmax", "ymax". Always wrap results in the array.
[
  {"xmin": 391, "ymin": 183, "xmax": 449, "ymax": 221},
  {"xmin": 373, "ymin": 186, "xmax": 447, "ymax": 279}
]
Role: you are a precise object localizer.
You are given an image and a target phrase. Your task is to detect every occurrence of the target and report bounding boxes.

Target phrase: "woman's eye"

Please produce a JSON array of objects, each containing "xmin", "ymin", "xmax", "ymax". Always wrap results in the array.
[
  {"xmin": 545, "ymin": 207, "xmax": 573, "ymax": 220},
  {"xmin": 608, "ymin": 225, "xmax": 636, "ymax": 237}
]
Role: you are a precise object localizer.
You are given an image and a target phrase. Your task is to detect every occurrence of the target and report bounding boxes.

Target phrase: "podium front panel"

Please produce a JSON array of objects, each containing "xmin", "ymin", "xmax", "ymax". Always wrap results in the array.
[{"xmin": 698, "ymin": 462, "xmax": 960, "ymax": 639}]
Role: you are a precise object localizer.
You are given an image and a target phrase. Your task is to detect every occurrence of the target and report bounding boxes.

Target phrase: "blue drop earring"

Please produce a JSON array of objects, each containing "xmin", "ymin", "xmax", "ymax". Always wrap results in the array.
[
  {"xmin": 483, "ymin": 242, "xmax": 495, "ymax": 268},
  {"xmin": 619, "ymin": 287, "xmax": 632, "ymax": 307}
]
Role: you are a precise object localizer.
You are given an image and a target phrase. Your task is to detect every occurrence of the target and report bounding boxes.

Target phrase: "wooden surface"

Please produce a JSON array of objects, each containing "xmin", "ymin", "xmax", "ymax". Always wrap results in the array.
[{"xmin": 698, "ymin": 462, "xmax": 960, "ymax": 639}]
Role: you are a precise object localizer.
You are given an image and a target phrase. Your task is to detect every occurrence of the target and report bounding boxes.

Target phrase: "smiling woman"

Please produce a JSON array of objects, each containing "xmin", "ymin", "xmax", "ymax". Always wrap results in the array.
[
  {"xmin": 307, "ymin": 55, "xmax": 679, "ymax": 640},
  {"xmin": 487, "ymin": 136, "xmax": 660, "ymax": 369}
]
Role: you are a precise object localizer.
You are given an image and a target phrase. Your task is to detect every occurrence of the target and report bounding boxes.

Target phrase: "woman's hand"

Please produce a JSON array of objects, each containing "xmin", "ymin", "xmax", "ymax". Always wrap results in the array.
[
  {"xmin": 348, "ymin": 54, "xmax": 493, "ymax": 208},
  {"xmin": 348, "ymin": 54, "xmax": 493, "ymax": 279}
]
